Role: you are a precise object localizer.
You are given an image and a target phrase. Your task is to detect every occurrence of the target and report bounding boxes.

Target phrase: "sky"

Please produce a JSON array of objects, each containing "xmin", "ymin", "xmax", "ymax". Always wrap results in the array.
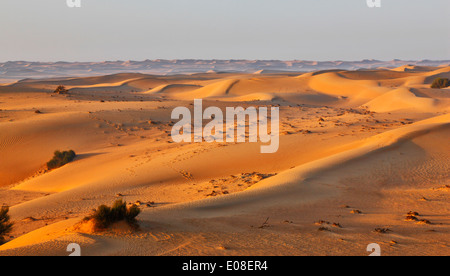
[{"xmin": 0, "ymin": 0, "xmax": 449, "ymax": 62}]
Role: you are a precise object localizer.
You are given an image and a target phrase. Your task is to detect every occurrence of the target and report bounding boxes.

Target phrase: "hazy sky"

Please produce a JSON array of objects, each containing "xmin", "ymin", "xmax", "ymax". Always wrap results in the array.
[{"xmin": 0, "ymin": 0, "xmax": 449, "ymax": 62}]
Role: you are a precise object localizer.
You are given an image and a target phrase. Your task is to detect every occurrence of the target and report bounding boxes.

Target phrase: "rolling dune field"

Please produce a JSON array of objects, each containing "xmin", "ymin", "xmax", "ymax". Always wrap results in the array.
[{"xmin": 0, "ymin": 65, "xmax": 449, "ymax": 256}]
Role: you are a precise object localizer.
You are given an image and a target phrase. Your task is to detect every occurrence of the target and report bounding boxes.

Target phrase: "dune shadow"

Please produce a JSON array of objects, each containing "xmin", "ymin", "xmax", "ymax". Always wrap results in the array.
[
  {"xmin": 74, "ymin": 152, "xmax": 105, "ymax": 161},
  {"xmin": 151, "ymin": 202, "xmax": 172, "ymax": 207},
  {"xmin": 410, "ymin": 88, "xmax": 431, "ymax": 98}
]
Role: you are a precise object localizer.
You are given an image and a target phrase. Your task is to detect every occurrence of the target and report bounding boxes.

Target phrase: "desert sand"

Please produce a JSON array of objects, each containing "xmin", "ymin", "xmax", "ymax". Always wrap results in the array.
[{"xmin": 0, "ymin": 65, "xmax": 449, "ymax": 256}]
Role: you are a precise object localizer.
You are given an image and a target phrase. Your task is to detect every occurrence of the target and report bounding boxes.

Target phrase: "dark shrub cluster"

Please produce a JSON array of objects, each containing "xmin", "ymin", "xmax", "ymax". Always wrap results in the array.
[
  {"xmin": 431, "ymin": 78, "xmax": 449, "ymax": 89},
  {"xmin": 0, "ymin": 206, "xmax": 13, "ymax": 245},
  {"xmin": 47, "ymin": 150, "xmax": 76, "ymax": 170},
  {"xmin": 86, "ymin": 199, "xmax": 141, "ymax": 230},
  {"xmin": 54, "ymin": 85, "xmax": 69, "ymax": 94}
]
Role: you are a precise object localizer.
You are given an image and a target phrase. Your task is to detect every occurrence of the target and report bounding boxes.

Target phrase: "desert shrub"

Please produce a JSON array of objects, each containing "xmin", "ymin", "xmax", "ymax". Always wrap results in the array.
[
  {"xmin": 54, "ymin": 85, "xmax": 69, "ymax": 94},
  {"xmin": 0, "ymin": 206, "xmax": 13, "ymax": 245},
  {"xmin": 47, "ymin": 150, "xmax": 76, "ymax": 170},
  {"xmin": 86, "ymin": 199, "xmax": 141, "ymax": 230},
  {"xmin": 431, "ymin": 78, "xmax": 449, "ymax": 89}
]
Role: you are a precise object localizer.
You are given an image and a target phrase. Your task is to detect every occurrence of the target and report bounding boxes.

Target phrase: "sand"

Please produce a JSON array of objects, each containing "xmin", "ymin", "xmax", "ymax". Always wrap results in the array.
[{"xmin": 0, "ymin": 66, "xmax": 449, "ymax": 256}]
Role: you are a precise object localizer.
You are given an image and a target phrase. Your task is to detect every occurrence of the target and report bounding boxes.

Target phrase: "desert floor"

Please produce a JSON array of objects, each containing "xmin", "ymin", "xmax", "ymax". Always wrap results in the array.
[{"xmin": 0, "ymin": 65, "xmax": 449, "ymax": 256}]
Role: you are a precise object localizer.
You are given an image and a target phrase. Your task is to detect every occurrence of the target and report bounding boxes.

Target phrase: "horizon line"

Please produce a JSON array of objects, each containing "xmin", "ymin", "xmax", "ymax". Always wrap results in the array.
[{"xmin": 2, "ymin": 58, "xmax": 450, "ymax": 64}]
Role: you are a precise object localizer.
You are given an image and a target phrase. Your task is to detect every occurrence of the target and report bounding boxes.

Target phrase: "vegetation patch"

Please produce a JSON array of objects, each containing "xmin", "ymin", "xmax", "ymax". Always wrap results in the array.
[
  {"xmin": 83, "ymin": 199, "xmax": 141, "ymax": 232},
  {"xmin": 47, "ymin": 150, "xmax": 76, "ymax": 170},
  {"xmin": 54, "ymin": 85, "xmax": 69, "ymax": 94},
  {"xmin": 431, "ymin": 78, "xmax": 449, "ymax": 89},
  {"xmin": 0, "ymin": 206, "xmax": 13, "ymax": 245}
]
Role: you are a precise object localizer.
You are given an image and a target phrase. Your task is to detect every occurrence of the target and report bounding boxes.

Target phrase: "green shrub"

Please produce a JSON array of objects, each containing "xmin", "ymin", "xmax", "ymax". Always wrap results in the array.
[
  {"xmin": 431, "ymin": 78, "xmax": 449, "ymax": 89},
  {"xmin": 0, "ymin": 206, "xmax": 13, "ymax": 245},
  {"xmin": 47, "ymin": 150, "xmax": 76, "ymax": 170},
  {"xmin": 86, "ymin": 199, "xmax": 141, "ymax": 230}
]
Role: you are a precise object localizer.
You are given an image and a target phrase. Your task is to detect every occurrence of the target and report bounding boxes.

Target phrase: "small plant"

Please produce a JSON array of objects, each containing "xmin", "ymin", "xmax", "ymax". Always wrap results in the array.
[
  {"xmin": 0, "ymin": 206, "xmax": 13, "ymax": 245},
  {"xmin": 431, "ymin": 78, "xmax": 449, "ymax": 89},
  {"xmin": 54, "ymin": 85, "xmax": 69, "ymax": 94},
  {"xmin": 85, "ymin": 199, "xmax": 141, "ymax": 230},
  {"xmin": 47, "ymin": 150, "xmax": 76, "ymax": 170},
  {"xmin": 374, "ymin": 228, "xmax": 391, "ymax": 234}
]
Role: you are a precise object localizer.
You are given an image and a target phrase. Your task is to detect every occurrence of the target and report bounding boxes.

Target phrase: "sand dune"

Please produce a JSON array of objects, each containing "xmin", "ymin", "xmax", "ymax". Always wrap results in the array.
[
  {"xmin": 307, "ymin": 72, "xmax": 389, "ymax": 105},
  {"xmin": 0, "ymin": 66, "xmax": 449, "ymax": 256},
  {"xmin": 144, "ymin": 84, "xmax": 203, "ymax": 94},
  {"xmin": 145, "ymin": 113, "xmax": 450, "ymax": 219},
  {"xmin": 392, "ymin": 65, "xmax": 438, "ymax": 72},
  {"xmin": 2, "ymin": 113, "xmax": 448, "ymax": 255},
  {"xmin": 171, "ymin": 79, "xmax": 241, "ymax": 100},
  {"xmin": 365, "ymin": 88, "xmax": 438, "ymax": 113}
]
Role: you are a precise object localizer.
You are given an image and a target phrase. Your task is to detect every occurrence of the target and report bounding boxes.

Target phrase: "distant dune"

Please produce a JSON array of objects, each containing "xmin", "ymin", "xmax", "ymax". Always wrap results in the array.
[{"xmin": 2, "ymin": 59, "xmax": 450, "ymax": 83}]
